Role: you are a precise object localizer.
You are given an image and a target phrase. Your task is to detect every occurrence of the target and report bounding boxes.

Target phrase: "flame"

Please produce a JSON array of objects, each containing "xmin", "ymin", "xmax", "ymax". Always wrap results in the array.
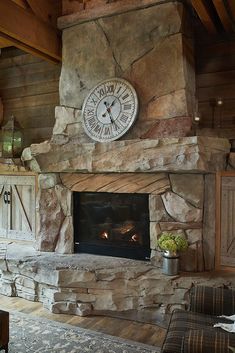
[
  {"xmin": 100, "ymin": 231, "xmax": 109, "ymax": 239},
  {"xmin": 131, "ymin": 234, "xmax": 139, "ymax": 242},
  {"xmin": 119, "ymin": 223, "xmax": 135, "ymax": 234}
]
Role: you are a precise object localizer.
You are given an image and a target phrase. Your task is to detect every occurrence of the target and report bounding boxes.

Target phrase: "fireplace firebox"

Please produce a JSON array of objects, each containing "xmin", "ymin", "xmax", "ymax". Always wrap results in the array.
[{"xmin": 73, "ymin": 192, "xmax": 150, "ymax": 260}]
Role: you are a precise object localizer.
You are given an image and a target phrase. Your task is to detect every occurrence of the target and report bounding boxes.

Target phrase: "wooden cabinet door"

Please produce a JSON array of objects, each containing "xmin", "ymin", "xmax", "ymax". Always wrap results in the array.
[
  {"xmin": 0, "ymin": 175, "xmax": 36, "ymax": 241},
  {"xmin": 220, "ymin": 176, "xmax": 235, "ymax": 267}
]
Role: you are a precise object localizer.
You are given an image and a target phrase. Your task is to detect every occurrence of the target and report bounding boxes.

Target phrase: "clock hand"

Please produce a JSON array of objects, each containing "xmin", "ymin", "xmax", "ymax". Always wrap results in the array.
[
  {"xmin": 107, "ymin": 110, "xmax": 114, "ymax": 123},
  {"xmin": 110, "ymin": 98, "xmax": 116, "ymax": 107},
  {"xmin": 103, "ymin": 101, "xmax": 114, "ymax": 123}
]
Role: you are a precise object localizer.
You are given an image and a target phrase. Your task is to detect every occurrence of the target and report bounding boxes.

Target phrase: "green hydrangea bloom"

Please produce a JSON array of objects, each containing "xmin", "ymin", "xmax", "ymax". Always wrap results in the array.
[{"xmin": 157, "ymin": 232, "xmax": 188, "ymax": 252}]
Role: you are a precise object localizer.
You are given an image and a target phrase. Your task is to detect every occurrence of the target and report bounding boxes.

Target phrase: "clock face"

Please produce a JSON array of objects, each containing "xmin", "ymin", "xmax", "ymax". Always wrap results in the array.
[{"xmin": 82, "ymin": 78, "xmax": 138, "ymax": 142}]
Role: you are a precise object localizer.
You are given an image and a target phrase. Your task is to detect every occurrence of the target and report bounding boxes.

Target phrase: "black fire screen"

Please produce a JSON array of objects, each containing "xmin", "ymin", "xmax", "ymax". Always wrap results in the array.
[{"xmin": 73, "ymin": 192, "xmax": 150, "ymax": 260}]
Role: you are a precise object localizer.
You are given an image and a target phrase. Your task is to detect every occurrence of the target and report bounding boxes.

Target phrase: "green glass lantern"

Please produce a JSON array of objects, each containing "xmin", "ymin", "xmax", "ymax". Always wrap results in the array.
[{"xmin": 1, "ymin": 116, "xmax": 24, "ymax": 158}]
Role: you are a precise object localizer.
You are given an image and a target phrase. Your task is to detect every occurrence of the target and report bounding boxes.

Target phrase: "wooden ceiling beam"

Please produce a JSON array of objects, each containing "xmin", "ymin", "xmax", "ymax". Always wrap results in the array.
[
  {"xmin": 10, "ymin": 0, "xmax": 29, "ymax": 10},
  {"xmin": 212, "ymin": 0, "xmax": 233, "ymax": 32},
  {"xmin": 26, "ymin": 0, "xmax": 61, "ymax": 28},
  {"xmin": 227, "ymin": 0, "xmax": 235, "ymax": 20},
  {"xmin": 0, "ymin": 0, "xmax": 61, "ymax": 63},
  {"xmin": 191, "ymin": 0, "xmax": 217, "ymax": 34},
  {"xmin": 0, "ymin": 36, "xmax": 12, "ymax": 48}
]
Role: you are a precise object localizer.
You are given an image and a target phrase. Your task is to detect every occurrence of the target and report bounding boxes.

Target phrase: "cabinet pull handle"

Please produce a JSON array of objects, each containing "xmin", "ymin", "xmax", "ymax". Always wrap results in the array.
[
  {"xmin": 3, "ymin": 191, "xmax": 7, "ymax": 204},
  {"xmin": 7, "ymin": 191, "xmax": 10, "ymax": 204}
]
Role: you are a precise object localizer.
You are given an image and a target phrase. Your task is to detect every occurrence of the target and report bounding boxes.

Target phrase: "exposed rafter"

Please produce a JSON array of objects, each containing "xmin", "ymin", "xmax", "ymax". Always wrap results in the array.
[
  {"xmin": 228, "ymin": 0, "xmax": 235, "ymax": 18},
  {"xmin": 191, "ymin": 0, "xmax": 217, "ymax": 33},
  {"xmin": 11, "ymin": 0, "xmax": 29, "ymax": 10},
  {"xmin": 0, "ymin": 0, "xmax": 61, "ymax": 63},
  {"xmin": 191, "ymin": 0, "xmax": 235, "ymax": 34},
  {"xmin": 26, "ymin": 0, "xmax": 61, "ymax": 28},
  {"xmin": 0, "ymin": 37, "xmax": 12, "ymax": 49},
  {"xmin": 212, "ymin": 0, "xmax": 233, "ymax": 32}
]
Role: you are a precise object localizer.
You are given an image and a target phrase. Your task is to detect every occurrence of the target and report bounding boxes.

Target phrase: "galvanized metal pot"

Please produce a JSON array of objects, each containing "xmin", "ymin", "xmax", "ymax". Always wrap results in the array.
[{"xmin": 162, "ymin": 250, "xmax": 179, "ymax": 276}]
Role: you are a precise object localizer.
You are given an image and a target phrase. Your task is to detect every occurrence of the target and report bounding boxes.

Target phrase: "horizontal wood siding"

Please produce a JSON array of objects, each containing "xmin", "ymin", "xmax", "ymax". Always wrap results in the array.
[
  {"xmin": 0, "ymin": 48, "xmax": 60, "ymax": 145},
  {"xmin": 196, "ymin": 37, "xmax": 235, "ymax": 129}
]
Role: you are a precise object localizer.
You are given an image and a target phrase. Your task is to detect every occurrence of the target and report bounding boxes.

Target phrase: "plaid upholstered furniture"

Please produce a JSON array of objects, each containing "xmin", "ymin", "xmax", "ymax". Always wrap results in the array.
[
  {"xmin": 161, "ymin": 286, "xmax": 235, "ymax": 353},
  {"xmin": 0, "ymin": 310, "xmax": 9, "ymax": 353}
]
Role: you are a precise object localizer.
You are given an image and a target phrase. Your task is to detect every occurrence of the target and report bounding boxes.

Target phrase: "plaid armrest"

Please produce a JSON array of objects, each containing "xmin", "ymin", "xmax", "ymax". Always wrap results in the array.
[
  {"xmin": 183, "ymin": 329, "xmax": 235, "ymax": 353},
  {"xmin": 189, "ymin": 286, "xmax": 235, "ymax": 316}
]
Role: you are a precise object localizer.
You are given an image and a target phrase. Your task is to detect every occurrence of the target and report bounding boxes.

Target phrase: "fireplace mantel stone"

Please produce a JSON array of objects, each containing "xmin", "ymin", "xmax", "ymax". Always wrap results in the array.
[{"xmin": 22, "ymin": 136, "xmax": 230, "ymax": 174}]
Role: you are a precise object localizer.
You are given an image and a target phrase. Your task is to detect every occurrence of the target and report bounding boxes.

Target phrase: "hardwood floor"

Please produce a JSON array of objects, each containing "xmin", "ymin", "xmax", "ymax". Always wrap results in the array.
[{"xmin": 0, "ymin": 294, "xmax": 166, "ymax": 347}]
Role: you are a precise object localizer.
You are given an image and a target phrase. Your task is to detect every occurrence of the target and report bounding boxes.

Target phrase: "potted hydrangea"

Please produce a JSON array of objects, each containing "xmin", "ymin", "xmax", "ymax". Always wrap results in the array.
[{"xmin": 157, "ymin": 232, "xmax": 188, "ymax": 276}]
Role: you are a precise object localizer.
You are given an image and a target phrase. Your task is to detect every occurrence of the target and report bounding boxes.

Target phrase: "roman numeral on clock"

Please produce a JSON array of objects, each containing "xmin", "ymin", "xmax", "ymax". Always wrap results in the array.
[
  {"xmin": 116, "ymin": 86, "xmax": 122, "ymax": 94},
  {"xmin": 106, "ymin": 84, "xmax": 115, "ymax": 94},
  {"xmin": 124, "ymin": 103, "xmax": 132, "ymax": 111},
  {"xmin": 93, "ymin": 123, "xmax": 102, "ymax": 134},
  {"xmin": 120, "ymin": 114, "xmax": 128, "ymax": 124},
  {"xmin": 112, "ymin": 122, "xmax": 120, "ymax": 132},
  {"xmin": 91, "ymin": 97, "xmax": 98, "ymax": 106},
  {"xmin": 104, "ymin": 126, "xmax": 111, "ymax": 136},
  {"xmin": 98, "ymin": 88, "xmax": 105, "ymax": 98},
  {"xmin": 122, "ymin": 93, "xmax": 129, "ymax": 101},
  {"xmin": 86, "ymin": 108, "xmax": 95, "ymax": 116},
  {"xmin": 87, "ymin": 116, "xmax": 96, "ymax": 128}
]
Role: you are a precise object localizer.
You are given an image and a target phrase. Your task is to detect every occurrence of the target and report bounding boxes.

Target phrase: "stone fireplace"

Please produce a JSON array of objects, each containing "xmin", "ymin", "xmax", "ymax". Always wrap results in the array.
[
  {"xmin": 0, "ymin": 0, "xmax": 234, "ymax": 317},
  {"xmin": 20, "ymin": 0, "xmax": 230, "ymax": 271}
]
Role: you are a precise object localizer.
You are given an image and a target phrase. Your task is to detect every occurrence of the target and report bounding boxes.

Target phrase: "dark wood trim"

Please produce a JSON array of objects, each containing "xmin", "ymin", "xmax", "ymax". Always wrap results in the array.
[
  {"xmin": 215, "ymin": 171, "xmax": 222, "ymax": 270},
  {"xmin": 215, "ymin": 171, "xmax": 235, "ymax": 272}
]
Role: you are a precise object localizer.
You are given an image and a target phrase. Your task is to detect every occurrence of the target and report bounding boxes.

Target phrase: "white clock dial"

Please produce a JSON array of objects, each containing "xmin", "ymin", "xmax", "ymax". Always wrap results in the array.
[{"xmin": 82, "ymin": 78, "xmax": 138, "ymax": 142}]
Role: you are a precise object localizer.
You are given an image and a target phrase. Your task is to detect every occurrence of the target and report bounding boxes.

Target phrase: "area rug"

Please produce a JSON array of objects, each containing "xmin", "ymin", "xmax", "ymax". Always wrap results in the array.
[{"xmin": 8, "ymin": 311, "xmax": 161, "ymax": 353}]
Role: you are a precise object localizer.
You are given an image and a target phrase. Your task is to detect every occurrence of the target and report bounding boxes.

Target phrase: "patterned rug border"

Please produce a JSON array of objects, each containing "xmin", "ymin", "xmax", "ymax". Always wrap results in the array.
[{"xmin": 9, "ymin": 310, "xmax": 161, "ymax": 353}]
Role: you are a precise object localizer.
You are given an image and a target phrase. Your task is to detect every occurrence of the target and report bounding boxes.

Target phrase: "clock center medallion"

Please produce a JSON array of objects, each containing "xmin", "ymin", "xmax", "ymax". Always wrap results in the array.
[{"xmin": 96, "ymin": 96, "xmax": 121, "ymax": 125}]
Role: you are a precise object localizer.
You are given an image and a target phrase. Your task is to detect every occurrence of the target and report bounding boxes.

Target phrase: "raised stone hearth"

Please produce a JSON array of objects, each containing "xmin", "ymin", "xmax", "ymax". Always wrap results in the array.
[{"xmin": 1, "ymin": 243, "xmax": 235, "ymax": 316}]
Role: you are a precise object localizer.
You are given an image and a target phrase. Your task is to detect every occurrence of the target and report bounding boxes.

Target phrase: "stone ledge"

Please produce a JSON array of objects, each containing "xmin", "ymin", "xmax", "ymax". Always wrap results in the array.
[
  {"xmin": 21, "ymin": 137, "xmax": 230, "ymax": 174},
  {"xmin": 0, "ymin": 158, "xmax": 27, "ymax": 173}
]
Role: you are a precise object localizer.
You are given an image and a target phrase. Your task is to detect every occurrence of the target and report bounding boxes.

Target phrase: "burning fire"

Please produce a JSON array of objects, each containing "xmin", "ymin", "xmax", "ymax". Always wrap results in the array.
[
  {"xmin": 119, "ymin": 222, "xmax": 135, "ymax": 234},
  {"xmin": 100, "ymin": 231, "xmax": 109, "ymax": 239},
  {"xmin": 131, "ymin": 234, "xmax": 140, "ymax": 242}
]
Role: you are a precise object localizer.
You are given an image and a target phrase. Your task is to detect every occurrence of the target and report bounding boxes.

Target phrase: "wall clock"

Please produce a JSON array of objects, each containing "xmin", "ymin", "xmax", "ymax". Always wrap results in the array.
[{"xmin": 82, "ymin": 78, "xmax": 139, "ymax": 142}]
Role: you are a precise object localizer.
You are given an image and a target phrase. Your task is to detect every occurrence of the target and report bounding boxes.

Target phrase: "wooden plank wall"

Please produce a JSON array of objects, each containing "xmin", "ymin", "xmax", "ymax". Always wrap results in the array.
[
  {"xmin": 196, "ymin": 37, "xmax": 235, "ymax": 129},
  {"xmin": 0, "ymin": 47, "xmax": 60, "ymax": 146}
]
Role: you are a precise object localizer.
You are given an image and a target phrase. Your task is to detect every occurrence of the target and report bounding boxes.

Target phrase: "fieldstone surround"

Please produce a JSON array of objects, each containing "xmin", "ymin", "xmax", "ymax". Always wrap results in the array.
[
  {"xmin": 32, "ymin": 168, "xmax": 215, "ymax": 273},
  {"xmin": 20, "ymin": 128, "xmax": 230, "ymax": 275},
  {"xmin": 0, "ymin": 243, "xmax": 235, "ymax": 316}
]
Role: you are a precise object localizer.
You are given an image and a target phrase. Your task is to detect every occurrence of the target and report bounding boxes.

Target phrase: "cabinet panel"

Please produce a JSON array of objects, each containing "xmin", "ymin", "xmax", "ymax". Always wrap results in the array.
[
  {"xmin": 0, "ymin": 174, "xmax": 36, "ymax": 241},
  {"xmin": 221, "ymin": 176, "xmax": 235, "ymax": 266}
]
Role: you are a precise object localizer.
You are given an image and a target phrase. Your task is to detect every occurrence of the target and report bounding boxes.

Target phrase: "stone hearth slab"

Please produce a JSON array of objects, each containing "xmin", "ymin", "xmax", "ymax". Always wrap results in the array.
[{"xmin": 0, "ymin": 243, "xmax": 235, "ymax": 317}]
